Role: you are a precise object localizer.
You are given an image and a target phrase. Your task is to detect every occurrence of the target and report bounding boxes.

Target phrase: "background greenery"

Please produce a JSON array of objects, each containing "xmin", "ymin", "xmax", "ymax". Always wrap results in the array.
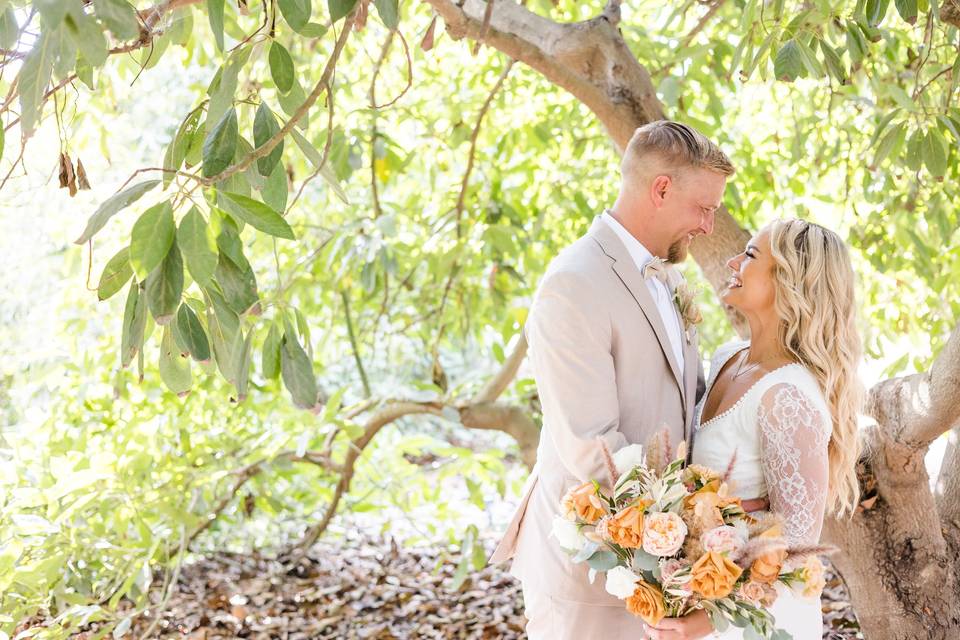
[{"xmin": 1, "ymin": 0, "xmax": 957, "ymax": 637}]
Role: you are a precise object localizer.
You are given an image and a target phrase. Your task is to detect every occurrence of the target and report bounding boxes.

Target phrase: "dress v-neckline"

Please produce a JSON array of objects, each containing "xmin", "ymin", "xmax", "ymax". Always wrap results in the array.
[{"xmin": 696, "ymin": 345, "xmax": 800, "ymax": 431}]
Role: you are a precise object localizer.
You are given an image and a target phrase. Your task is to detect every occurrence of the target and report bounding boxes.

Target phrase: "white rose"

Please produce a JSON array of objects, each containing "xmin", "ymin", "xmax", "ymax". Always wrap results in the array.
[
  {"xmin": 551, "ymin": 516, "xmax": 584, "ymax": 551},
  {"xmin": 605, "ymin": 565, "xmax": 642, "ymax": 599},
  {"xmin": 613, "ymin": 444, "xmax": 645, "ymax": 475},
  {"xmin": 642, "ymin": 511, "xmax": 688, "ymax": 557}
]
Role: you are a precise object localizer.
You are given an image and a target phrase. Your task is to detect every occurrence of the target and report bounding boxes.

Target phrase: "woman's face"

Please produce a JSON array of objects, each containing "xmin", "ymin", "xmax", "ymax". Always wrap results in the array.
[{"xmin": 721, "ymin": 225, "xmax": 778, "ymax": 317}]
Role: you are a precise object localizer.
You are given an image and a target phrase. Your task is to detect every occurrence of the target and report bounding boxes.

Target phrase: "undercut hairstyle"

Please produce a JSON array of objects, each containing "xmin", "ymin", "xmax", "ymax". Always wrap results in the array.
[{"xmin": 621, "ymin": 120, "xmax": 735, "ymax": 184}]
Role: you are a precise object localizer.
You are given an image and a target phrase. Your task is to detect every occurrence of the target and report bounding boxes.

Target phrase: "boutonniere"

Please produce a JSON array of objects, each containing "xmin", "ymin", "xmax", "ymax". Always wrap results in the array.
[{"xmin": 673, "ymin": 281, "xmax": 703, "ymax": 342}]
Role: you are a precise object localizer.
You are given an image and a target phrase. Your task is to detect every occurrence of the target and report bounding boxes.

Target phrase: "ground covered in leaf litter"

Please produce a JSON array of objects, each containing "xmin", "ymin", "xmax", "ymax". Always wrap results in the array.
[{"xmin": 71, "ymin": 536, "xmax": 862, "ymax": 640}]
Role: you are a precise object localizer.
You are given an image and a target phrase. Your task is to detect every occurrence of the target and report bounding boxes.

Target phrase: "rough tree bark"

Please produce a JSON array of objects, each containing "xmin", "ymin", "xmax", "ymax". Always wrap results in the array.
[{"xmin": 419, "ymin": 2, "xmax": 960, "ymax": 639}]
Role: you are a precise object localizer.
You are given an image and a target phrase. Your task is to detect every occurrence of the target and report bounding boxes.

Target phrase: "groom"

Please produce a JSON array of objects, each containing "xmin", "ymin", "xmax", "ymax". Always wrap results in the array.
[{"xmin": 489, "ymin": 121, "xmax": 735, "ymax": 639}]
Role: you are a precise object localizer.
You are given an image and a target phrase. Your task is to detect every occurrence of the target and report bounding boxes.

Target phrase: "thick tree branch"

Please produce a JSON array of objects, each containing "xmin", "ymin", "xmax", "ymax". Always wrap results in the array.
[
  {"xmin": 460, "ymin": 402, "xmax": 538, "ymax": 468},
  {"xmin": 472, "ymin": 334, "xmax": 528, "ymax": 404},
  {"xmin": 868, "ymin": 322, "xmax": 960, "ymax": 448}
]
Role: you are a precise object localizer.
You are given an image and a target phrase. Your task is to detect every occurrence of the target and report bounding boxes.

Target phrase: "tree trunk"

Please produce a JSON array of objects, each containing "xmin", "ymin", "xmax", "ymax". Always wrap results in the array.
[{"xmin": 421, "ymin": 3, "xmax": 960, "ymax": 637}]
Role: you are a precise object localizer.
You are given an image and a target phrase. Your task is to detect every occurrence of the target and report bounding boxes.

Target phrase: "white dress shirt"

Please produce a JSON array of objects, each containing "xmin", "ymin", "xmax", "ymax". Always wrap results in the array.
[{"xmin": 602, "ymin": 211, "xmax": 685, "ymax": 372}]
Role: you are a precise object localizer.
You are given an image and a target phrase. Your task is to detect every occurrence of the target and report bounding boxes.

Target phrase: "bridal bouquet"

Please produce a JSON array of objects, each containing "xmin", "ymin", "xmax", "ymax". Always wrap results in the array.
[{"xmin": 553, "ymin": 435, "xmax": 830, "ymax": 640}]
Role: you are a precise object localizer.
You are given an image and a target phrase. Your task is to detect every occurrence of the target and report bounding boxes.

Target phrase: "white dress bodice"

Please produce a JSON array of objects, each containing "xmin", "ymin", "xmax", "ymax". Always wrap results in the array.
[{"xmin": 691, "ymin": 341, "xmax": 833, "ymax": 639}]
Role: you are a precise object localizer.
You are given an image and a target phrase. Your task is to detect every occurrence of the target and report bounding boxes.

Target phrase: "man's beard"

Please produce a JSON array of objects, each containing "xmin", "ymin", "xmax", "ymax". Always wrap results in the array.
[{"xmin": 667, "ymin": 238, "xmax": 688, "ymax": 263}]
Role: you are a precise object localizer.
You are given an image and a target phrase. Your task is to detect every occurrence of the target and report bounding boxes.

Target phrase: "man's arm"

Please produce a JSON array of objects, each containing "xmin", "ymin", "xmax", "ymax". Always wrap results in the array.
[{"xmin": 526, "ymin": 270, "xmax": 627, "ymax": 483}]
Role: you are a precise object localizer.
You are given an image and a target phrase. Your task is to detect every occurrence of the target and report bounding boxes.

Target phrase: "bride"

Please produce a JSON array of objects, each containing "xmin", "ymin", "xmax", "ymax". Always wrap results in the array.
[{"xmin": 646, "ymin": 219, "xmax": 864, "ymax": 640}]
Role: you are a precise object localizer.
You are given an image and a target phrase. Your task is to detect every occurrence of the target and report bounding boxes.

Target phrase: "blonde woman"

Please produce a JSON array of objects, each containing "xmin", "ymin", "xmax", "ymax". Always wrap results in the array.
[{"xmin": 646, "ymin": 219, "xmax": 863, "ymax": 640}]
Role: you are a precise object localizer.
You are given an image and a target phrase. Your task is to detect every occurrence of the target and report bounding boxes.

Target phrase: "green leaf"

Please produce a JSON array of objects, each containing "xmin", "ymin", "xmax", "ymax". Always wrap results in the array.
[
  {"xmin": 279, "ymin": 0, "xmax": 312, "ymax": 31},
  {"xmin": 234, "ymin": 328, "xmax": 254, "ymax": 401},
  {"xmin": 819, "ymin": 38, "xmax": 846, "ymax": 83},
  {"xmin": 298, "ymin": 22, "xmax": 328, "ymax": 37},
  {"xmin": 921, "ymin": 129, "xmax": 947, "ymax": 177},
  {"xmin": 281, "ymin": 324, "xmax": 318, "ymax": 409},
  {"xmin": 586, "ymin": 549, "xmax": 619, "ymax": 572},
  {"xmin": 64, "ymin": 3, "xmax": 108, "ymax": 66},
  {"xmin": 794, "ymin": 37, "xmax": 823, "ymax": 78},
  {"xmin": 904, "ymin": 127, "xmax": 924, "ymax": 171},
  {"xmin": 130, "ymin": 202, "xmax": 176, "ymax": 280},
  {"xmin": 254, "ymin": 103, "xmax": 284, "ymax": 177},
  {"xmin": 18, "ymin": 31, "xmax": 55, "ymax": 135},
  {"xmin": 262, "ymin": 322, "xmax": 282, "ymax": 380},
  {"xmin": 174, "ymin": 303, "xmax": 211, "ymax": 362},
  {"xmin": 261, "ymin": 159, "xmax": 289, "ymax": 213},
  {"xmin": 97, "ymin": 246, "xmax": 133, "ymax": 301},
  {"xmin": 35, "ymin": 0, "xmax": 68, "ymax": 27},
  {"xmin": 93, "ymin": 0, "xmax": 140, "ymax": 40},
  {"xmin": 871, "ymin": 122, "xmax": 905, "ymax": 169},
  {"xmin": 202, "ymin": 107, "xmax": 238, "ymax": 178},
  {"xmin": 373, "ymin": 0, "xmax": 398, "ymax": 29},
  {"xmin": 217, "ymin": 191, "xmax": 296, "ymax": 239},
  {"xmin": 207, "ymin": 47, "xmax": 249, "ymax": 126},
  {"xmin": 214, "ymin": 251, "xmax": 259, "ymax": 315},
  {"xmin": 268, "ymin": 43, "xmax": 295, "ymax": 94},
  {"xmin": 159, "ymin": 324, "xmax": 192, "ymax": 396},
  {"xmin": 207, "ymin": 0, "xmax": 224, "ymax": 51},
  {"xmin": 277, "ymin": 75, "xmax": 309, "ymax": 128},
  {"xmin": 328, "ymin": 0, "xmax": 356, "ymax": 23},
  {"xmin": 844, "ymin": 20, "xmax": 868, "ymax": 66},
  {"xmin": 866, "ymin": 0, "xmax": 890, "ymax": 27},
  {"xmin": 178, "ymin": 206, "xmax": 218, "ymax": 286},
  {"xmin": 894, "ymin": 0, "xmax": 918, "ymax": 23},
  {"xmin": 163, "ymin": 109, "xmax": 202, "ymax": 187},
  {"xmin": 120, "ymin": 281, "xmax": 148, "ymax": 368},
  {"xmin": 774, "ymin": 40, "xmax": 803, "ymax": 82},
  {"xmin": 145, "ymin": 239, "xmax": 184, "ymax": 324},
  {"xmin": 75, "ymin": 180, "xmax": 161, "ymax": 244},
  {"xmin": 0, "ymin": 8, "xmax": 20, "ymax": 50}
]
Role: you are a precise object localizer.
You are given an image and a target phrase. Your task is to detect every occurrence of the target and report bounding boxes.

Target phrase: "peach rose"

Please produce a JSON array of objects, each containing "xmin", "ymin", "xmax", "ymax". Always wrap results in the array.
[
  {"xmin": 750, "ymin": 526, "xmax": 787, "ymax": 584},
  {"xmin": 608, "ymin": 503, "xmax": 646, "ymax": 549},
  {"xmin": 561, "ymin": 482, "xmax": 605, "ymax": 524},
  {"xmin": 642, "ymin": 511, "xmax": 688, "ymax": 557},
  {"xmin": 690, "ymin": 551, "xmax": 743, "ymax": 599},
  {"xmin": 701, "ymin": 525, "xmax": 747, "ymax": 559},
  {"xmin": 625, "ymin": 581, "xmax": 667, "ymax": 626}
]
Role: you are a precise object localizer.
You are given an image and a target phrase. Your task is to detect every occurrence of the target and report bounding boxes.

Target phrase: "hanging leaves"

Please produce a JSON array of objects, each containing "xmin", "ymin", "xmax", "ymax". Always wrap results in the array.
[
  {"xmin": 217, "ymin": 191, "xmax": 296, "ymax": 239},
  {"xmin": 374, "ymin": 0, "xmax": 399, "ymax": 29},
  {"xmin": 774, "ymin": 40, "xmax": 803, "ymax": 82},
  {"xmin": 159, "ymin": 324, "xmax": 192, "ymax": 396},
  {"xmin": 173, "ymin": 303, "xmax": 211, "ymax": 362},
  {"xmin": 268, "ymin": 43, "xmax": 295, "ymax": 94},
  {"xmin": 207, "ymin": 0, "xmax": 225, "ymax": 51},
  {"xmin": 328, "ymin": 0, "xmax": 357, "ymax": 24},
  {"xmin": 93, "ymin": 0, "xmax": 140, "ymax": 41},
  {"xmin": 130, "ymin": 202, "xmax": 176, "ymax": 280},
  {"xmin": 120, "ymin": 280, "xmax": 148, "ymax": 368},
  {"xmin": 178, "ymin": 207, "xmax": 219, "ymax": 287},
  {"xmin": 262, "ymin": 322, "xmax": 282, "ymax": 380},
  {"xmin": 281, "ymin": 321, "xmax": 318, "ymax": 410},
  {"xmin": 254, "ymin": 103, "xmax": 285, "ymax": 177},
  {"xmin": 279, "ymin": 0, "xmax": 312, "ymax": 31},
  {"xmin": 145, "ymin": 240, "xmax": 185, "ymax": 325},
  {"xmin": 97, "ymin": 247, "xmax": 134, "ymax": 301},
  {"xmin": 202, "ymin": 107, "xmax": 239, "ymax": 178},
  {"xmin": 75, "ymin": 180, "xmax": 162, "ymax": 245}
]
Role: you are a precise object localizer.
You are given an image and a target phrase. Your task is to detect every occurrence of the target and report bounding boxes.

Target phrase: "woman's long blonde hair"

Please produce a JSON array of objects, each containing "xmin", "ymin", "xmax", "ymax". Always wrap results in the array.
[{"xmin": 768, "ymin": 219, "xmax": 864, "ymax": 516}]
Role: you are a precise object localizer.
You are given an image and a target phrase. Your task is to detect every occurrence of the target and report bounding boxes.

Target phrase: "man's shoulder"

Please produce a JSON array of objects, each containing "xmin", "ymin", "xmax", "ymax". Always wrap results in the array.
[{"xmin": 543, "ymin": 234, "xmax": 610, "ymax": 282}]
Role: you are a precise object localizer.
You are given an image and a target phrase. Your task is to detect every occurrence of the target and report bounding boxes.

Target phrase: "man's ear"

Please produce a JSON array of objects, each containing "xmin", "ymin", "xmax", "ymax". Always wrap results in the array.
[{"xmin": 650, "ymin": 175, "xmax": 672, "ymax": 208}]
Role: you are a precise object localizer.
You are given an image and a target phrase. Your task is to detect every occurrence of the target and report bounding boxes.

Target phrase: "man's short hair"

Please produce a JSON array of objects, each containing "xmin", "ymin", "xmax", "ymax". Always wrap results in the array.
[{"xmin": 621, "ymin": 120, "xmax": 735, "ymax": 181}]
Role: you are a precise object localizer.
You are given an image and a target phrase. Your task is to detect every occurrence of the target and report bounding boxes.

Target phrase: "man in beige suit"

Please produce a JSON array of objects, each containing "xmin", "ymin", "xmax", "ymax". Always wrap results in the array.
[{"xmin": 489, "ymin": 121, "xmax": 735, "ymax": 639}]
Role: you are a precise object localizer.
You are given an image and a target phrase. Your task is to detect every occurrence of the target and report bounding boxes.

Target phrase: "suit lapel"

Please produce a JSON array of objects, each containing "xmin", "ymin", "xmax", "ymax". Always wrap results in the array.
[{"xmin": 587, "ymin": 217, "xmax": 685, "ymax": 402}]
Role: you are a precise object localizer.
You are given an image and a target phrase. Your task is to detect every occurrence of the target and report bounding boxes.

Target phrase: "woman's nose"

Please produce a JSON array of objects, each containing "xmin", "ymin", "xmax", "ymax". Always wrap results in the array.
[{"xmin": 727, "ymin": 254, "xmax": 743, "ymax": 271}]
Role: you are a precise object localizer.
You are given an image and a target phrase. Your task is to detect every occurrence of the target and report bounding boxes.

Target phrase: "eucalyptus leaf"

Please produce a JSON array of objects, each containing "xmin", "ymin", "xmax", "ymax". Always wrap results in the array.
[
  {"xmin": 217, "ymin": 191, "xmax": 296, "ymax": 239},
  {"xmin": 207, "ymin": 0, "xmax": 224, "ymax": 51},
  {"xmin": 97, "ymin": 247, "xmax": 133, "ymax": 301},
  {"xmin": 774, "ymin": 39, "xmax": 803, "ymax": 82},
  {"xmin": 373, "ymin": 0, "xmax": 398, "ymax": 29},
  {"xmin": 281, "ymin": 326, "xmax": 318, "ymax": 410},
  {"xmin": 93, "ymin": 0, "xmax": 140, "ymax": 41},
  {"xmin": 178, "ymin": 206, "xmax": 219, "ymax": 286},
  {"xmin": 262, "ymin": 322, "xmax": 282, "ymax": 380},
  {"xmin": 279, "ymin": 0, "xmax": 312, "ymax": 31},
  {"xmin": 202, "ymin": 107, "xmax": 238, "ymax": 178},
  {"xmin": 75, "ymin": 180, "xmax": 161, "ymax": 245},
  {"xmin": 268, "ymin": 43, "xmax": 295, "ymax": 94},
  {"xmin": 145, "ymin": 239, "xmax": 184, "ymax": 325},
  {"xmin": 328, "ymin": 0, "xmax": 357, "ymax": 23},
  {"xmin": 159, "ymin": 324, "xmax": 192, "ymax": 396},
  {"xmin": 120, "ymin": 281, "xmax": 148, "ymax": 368},
  {"xmin": 174, "ymin": 303, "xmax": 211, "ymax": 362},
  {"xmin": 254, "ymin": 103, "xmax": 284, "ymax": 177},
  {"xmin": 130, "ymin": 202, "xmax": 176, "ymax": 280}
]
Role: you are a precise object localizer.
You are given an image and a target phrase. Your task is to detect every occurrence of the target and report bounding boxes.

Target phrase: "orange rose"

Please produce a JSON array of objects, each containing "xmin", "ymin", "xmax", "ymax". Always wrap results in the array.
[
  {"xmin": 750, "ymin": 525, "xmax": 787, "ymax": 584},
  {"xmin": 608, "ymin": 500, "xmax": 650, "ymax": 549},
  {"xmin": 561, "ymin": 482, "xmax": 605, "ymax": 524},
  {"xmin": 625, "ymin": 581, "xmax": 666, "ymax": 626},
  {"xmin": 690, "ymin": 551, "xmax": 743, "ymax": 599}
]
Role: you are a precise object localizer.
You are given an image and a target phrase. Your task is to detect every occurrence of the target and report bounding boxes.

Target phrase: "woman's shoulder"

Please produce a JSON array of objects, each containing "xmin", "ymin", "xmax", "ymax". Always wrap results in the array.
[{"xmin": 758, "ymin": 365, "xmax": 831, "ymax": 426}]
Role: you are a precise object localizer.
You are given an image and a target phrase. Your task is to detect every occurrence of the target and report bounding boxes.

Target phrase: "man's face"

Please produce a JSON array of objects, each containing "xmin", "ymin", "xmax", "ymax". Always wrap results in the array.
[{"xmin": 658, "ymin": 168, "xmax": 727, "ymax": 263}]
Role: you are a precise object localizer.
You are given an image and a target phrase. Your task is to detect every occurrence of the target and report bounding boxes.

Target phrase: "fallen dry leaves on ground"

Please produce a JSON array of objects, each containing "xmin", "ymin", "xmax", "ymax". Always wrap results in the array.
[{"xmin": 63, "ymin": 535, "xmax": 863, "ymax": 639}]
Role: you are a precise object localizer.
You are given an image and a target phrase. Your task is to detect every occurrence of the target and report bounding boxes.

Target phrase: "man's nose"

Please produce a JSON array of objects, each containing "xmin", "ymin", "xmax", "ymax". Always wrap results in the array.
[{"xmin": 700, "ymin": 209, "xmax": 716, "ymax": 235}]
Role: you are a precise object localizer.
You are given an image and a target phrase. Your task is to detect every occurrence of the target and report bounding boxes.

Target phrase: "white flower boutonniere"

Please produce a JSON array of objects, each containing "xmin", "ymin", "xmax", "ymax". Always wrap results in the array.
[{"xmin": 673, "ymin": 281, "xmax": 703, "ymax": 343}]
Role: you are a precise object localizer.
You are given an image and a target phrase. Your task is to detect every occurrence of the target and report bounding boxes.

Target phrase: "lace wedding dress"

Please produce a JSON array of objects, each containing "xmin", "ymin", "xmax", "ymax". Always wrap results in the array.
[{"xmin": 691, "ymin": 341, "xmax": 832, "ymax": 640}]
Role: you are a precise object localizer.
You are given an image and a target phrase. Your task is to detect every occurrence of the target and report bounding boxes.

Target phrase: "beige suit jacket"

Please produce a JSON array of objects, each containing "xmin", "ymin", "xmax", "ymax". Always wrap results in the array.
[{"xmin": 489, "ymin": 216, "xmax": 704, "ymax": 607}]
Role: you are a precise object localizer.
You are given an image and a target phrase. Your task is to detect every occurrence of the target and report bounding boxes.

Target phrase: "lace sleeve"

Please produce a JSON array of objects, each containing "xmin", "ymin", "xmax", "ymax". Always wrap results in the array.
[{"xmin": 757, "ymin": 383, "xmax": 831, "ymax": 545}]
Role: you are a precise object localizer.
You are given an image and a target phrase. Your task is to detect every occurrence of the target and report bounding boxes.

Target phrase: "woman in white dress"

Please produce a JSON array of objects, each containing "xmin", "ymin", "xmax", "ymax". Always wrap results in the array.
[{"xmin": 646, "ymin": 219, "xmax": 864, "ymax": 640}]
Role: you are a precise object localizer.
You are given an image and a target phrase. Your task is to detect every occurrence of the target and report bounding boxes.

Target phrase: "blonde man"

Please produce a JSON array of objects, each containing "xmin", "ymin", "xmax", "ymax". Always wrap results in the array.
[{"xmin": 490, "ymin": 120, "xmax": 735, "ymax": 639}]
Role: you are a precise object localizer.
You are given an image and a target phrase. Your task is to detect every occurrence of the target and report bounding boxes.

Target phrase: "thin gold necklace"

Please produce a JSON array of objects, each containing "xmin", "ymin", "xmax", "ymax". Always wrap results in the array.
[{"xmin": 731, "ymin": 350, "xmax": 780, "ymax": 381}]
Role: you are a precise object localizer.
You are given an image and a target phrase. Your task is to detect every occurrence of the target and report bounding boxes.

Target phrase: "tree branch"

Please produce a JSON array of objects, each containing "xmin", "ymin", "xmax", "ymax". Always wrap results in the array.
[
  {"xmin": 472, "ymin": 334, "xmax": 528, "ymax": 404},
  {"xmin": 868, "ymin": 322, "xmax": 960, "ymax": 447}
]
